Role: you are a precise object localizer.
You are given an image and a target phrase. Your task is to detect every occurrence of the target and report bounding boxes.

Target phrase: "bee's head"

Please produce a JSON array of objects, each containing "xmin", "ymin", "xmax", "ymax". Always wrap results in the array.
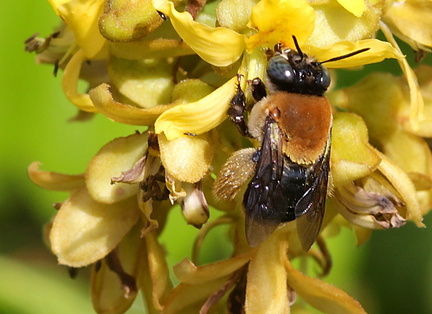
[{"xmin": 266, "ymin": 48, "xmax": 330, "ymax": 96}]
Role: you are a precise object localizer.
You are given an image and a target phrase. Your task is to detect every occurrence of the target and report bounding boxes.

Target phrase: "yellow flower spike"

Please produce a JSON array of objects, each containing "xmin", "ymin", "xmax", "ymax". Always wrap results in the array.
[
  {"xmin": 376, "ymin": 150, "xmax": 425, "ymax": 227},
  {"xmin": 89, "ymin": 84, "xmax": 174, "ymax": 125},
  {"xmin": 308, "ymin": 0, "xmax": 384, "ymax": 47},
  {"xmin": 383, "ymin": 0, "xmax": 432, "ymax": 51},
  {"xmin": 62, "ymin": 49, "xmax": 97, "ymax": 112},
  {"xmin": 246, "ymin": 0, "xmax": 315, "ymax": 51},
  {"xmin": 155, "ymin": 76, "xmax": 238, "ymax": 140},
  {"xmin": 245, "ymin": 227, "xmax": 290, "ymax": 313},
  {"xmin": 85, "ymin": 132, "xmax": 149, "ymax": 204},
  {"xmin": 91, "ymin": 225, "xmax": 141, "ymax": 313},
  {"xmin": 50, "ymin": 188, "xmax": 140, "ymax": 267},
  {"xmin": 174, "ymin": 253, "xmax": 253, "ymax": 284},
  {"xmin": 284, "ymin": 258, "xmax": 366, "ymax": 313},
  {"xmin": 337, "ymin": 0, "xmax": 366, "ymax": 17},
  {"xmin": 159, "ymin": 132, "xmax": 214, "ymax": 183},
  {"xmin": 305, "ymin": 39, "xmax": 403, "ymax": 68},
  {"xmin": 331, "ymin": 112, "xmax": 381, "ymax": 188},
  {"xmin": 28, "ymin": 162, "xmax": 84, "ymax": 191},
  {"xmin": 57, "ymin": 0, "xmax": 107, "ymax": 59},
  {"xmin": 153, "ymin": 0, "xmax": 245, "ymax": 67}
]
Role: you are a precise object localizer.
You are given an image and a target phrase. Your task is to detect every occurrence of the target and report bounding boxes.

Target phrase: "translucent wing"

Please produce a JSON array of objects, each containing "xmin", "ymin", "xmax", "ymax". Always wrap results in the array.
[
  {"xmin": 295, "ymin": 136, "xmax": 331, "ymax": 251},
  {"xmin": 244, "ymin": 116, "xmax": 289, "ymax": 247}
]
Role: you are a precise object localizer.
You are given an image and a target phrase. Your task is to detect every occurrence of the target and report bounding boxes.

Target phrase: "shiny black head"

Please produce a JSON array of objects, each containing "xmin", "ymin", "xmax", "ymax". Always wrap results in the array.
[{"xmin": 266, "ymin": 49, "xmax": 330, "ymax": 96}]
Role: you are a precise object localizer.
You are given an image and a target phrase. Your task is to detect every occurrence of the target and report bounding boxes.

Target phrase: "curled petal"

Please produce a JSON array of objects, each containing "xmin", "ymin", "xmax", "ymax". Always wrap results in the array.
[
  {"xmin": 155, "ymin": 77, "xmax": 237, "ymax": 140},
  {"xmin": 246, "ymin": 0, "xmax": 315, "ymax": 51},
  {"xmin": 153, "ymin": 0, "xmax": 245, "ymax": 67},
  {"xmin": 305, "ymin": 39, "xmax": 403, "ymax": 68},
  {"xmin": 28, "ymin": 162, "xmax": 84, "ymax": 191},
  {"xmin": 284, "ymin": 259, "xmax": 366, "ymax": 313},
  {"xmin": 50, "ymin": 188, "xmax": 139, "ymax": 267},
  {"xmin": 57, "ymin": 0, "xmax": 107, "ymax": 59},
  {"xmin": 174, "ymin": 253, "xmax": 252, "ymax": 284},
  {"xmin": 162, "ymin": 278, "xmax": 227, "ymax": 314},
  {"xmin": 89, "ymin": 84, "xmax": 174, "ymax": 125},
  {"xmin": 86, "ymin": 132, "xmax": 148, "ymax": 204},
  {"xmin": 159, "ymin": 133, "xmax": 214, "ymax": 183},
  {"xmin": 62, "ymin": 49, "xmax": 97, "ymax": 112}
]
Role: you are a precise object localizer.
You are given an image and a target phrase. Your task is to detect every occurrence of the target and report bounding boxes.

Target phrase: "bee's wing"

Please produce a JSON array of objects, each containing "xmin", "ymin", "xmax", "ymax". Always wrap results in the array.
[
  {"xmin": 295, "ymin": 136, "xmax": 331, "ymax": 251},
  {"xmin": 244, "ymin": 117, "xmax": 289, "ymax": 246}
]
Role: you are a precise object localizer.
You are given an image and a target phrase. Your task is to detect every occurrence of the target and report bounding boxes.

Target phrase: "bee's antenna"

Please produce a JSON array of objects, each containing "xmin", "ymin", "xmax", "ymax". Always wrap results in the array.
[
  {"xmin": 292, "ymin": 35, "xmax": 304, "ymax": 61},
  {"xmin": 320, "ymin": 48, "xmax": 370, "ymax": 64}
]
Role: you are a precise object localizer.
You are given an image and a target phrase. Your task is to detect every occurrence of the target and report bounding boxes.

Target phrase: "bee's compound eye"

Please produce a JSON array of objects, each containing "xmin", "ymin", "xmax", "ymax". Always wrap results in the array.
[
  {"xmin": 318, "ymin": 67, "xmax": 331, "ymax": 90},
  {"xmin": 267, "ymin": 55, "xmax": 295, "ymax": 86}
]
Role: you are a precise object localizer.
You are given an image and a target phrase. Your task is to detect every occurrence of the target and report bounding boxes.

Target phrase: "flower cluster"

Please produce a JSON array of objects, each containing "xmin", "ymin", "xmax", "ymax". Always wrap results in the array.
[{"xmin": 27, "ymin": 0, "xmax": 432, "ymax": 312}]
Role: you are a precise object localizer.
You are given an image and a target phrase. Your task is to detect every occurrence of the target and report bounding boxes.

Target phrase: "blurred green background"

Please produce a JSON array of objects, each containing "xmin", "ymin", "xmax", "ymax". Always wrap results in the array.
[{"xmin": 2, "ymin": 1, "xmax": 432, "ymax": 313}]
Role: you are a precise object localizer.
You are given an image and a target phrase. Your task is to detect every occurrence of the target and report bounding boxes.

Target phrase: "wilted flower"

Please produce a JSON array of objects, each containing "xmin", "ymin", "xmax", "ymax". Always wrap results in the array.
[{"xmin": 27, "ymin": 0, "xmax": 432, "ymax": 312}]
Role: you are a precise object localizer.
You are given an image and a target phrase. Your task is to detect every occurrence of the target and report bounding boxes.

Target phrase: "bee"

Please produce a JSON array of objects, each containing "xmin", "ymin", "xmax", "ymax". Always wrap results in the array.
[{"xmin": 214, "ymin": 37, "xmax": 369, "ymax": 251}]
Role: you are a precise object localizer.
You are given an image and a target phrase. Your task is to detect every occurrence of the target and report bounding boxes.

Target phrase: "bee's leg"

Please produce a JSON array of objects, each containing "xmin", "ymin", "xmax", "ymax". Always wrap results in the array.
[
  {"xmin": 228, "ymin": 74, "xmax": 251, "ymax": 137},
  {"xmin": 250, "ymin": 77, "xmax": 267, "ymax": 101}
]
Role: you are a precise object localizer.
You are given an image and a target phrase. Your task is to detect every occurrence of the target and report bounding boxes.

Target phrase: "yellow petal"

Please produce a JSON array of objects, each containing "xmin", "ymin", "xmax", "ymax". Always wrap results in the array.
[
  {"xmin": 304, "ymin": 39, "xmax": 403, "ymax": 68},
  {"xmin": 245, "ymin": 228, "xmax": 289, "ymax": 313},
  {"xmin": 57, "ymin": 0, "xmax": 107, "ymax": 59},
  {"xmin": 246, "ymin": 0, "xmax": 315, "ymax": 51},
  {"xmin": 159, "ymin": 133, "xmax": 214, "ymax": 183},
  {"xmin": 62, "ymin": 49, "xmax": 97, "ymax": 112},
  {"xmin": 308, "ymin": 1, "xmax": 383, "ymax": 47},
  {"xmin": 383, "ymin": 0, "xmax": 432, "ymax": 48},
  {"xmin": 284, "ymin": 259, "xmax": 366, "ymax": 313},
  {"xmin": 28, "ymin": 162, "xmax": 84, "ymax": 191},
  {"xmin": 50, "ymin": 188, "xmax": 139, "ymax": 267},
  {"xmin": 153, "ymin": 0, "xmax": 245, "ymax": 67},
  {"xmin": 89, "ymin": 83, "xmax": 174, "ymax": 125},
  {"xmin": 162, "ymin": 278, "xmax": 227, "ymax": 314},
  {"xmin": 174, "ymin": 253, "xmax": 252, "ymax": 284},
  {"xmin": 155, "ymin": 77, "xmax": 237, "ymax": 140},
  {"xmin": 331, "ymin": 113, "xmax": 381, "ymax": 188},
  {"xmin": 86, "ymin": 132, "xmax": 148, "ymax": 204},
  {"xmin": 48, "ymin": 0, "xmax": 69, "ymax": 15},
  {"xmin": 380, "ymin": 21, "xmax": 424, "ymax": 132},
  {"xmin": 337, "ymin": 0, "xmax": 366, "ymax": 17}
]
